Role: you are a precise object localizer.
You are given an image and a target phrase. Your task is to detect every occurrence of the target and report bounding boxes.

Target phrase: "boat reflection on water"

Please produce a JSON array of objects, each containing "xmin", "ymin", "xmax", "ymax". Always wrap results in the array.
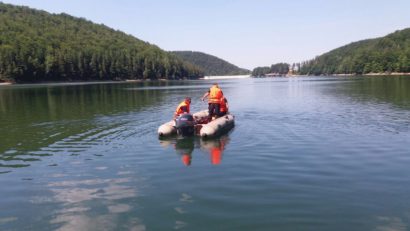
[
  {"xmin": 159, "ymin": 135, "xmax": 230, "ymax": 166},
  {"xmin": 200, "ymin": 136, "xmax": 229, "ymax": 165}
]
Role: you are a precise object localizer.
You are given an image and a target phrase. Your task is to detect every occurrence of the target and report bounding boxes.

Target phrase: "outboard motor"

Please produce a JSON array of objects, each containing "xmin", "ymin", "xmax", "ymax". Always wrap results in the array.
[{"xmin": 175, "ymin": 114, "xmax": 195, "ymax": 136}]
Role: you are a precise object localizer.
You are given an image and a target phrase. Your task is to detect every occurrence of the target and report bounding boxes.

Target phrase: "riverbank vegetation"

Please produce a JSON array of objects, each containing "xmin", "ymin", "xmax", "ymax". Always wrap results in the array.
[
  {"xmin": 2, "ymin": 2, "xmax": 410, "ymax": 83},
  {"xmin": 298, "ymin": 28, "xmax": 410, "ymax": 75},
  {"xmin": 251, "ymin": 28, "xmax": 410, "ymax": 77},
  {"xmin": 0, "ymin": 3, "xmax": 203, "ymax": 83},
  {"xmin": 172, "ymin": 51, "xmax": 250, "ymax": 76},
  {"xmin": 251, "ymin": 63, "xmax": 290, "ymax": 77}
]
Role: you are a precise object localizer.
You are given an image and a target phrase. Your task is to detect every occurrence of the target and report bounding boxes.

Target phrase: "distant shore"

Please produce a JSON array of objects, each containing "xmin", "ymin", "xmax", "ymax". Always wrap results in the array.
[
  {"xmin": 1, "ymin": 73, "xmax": 410, "ymax": 85},
  {"xmin": 0, "ymin": 78, "xmax": 194, "ymax": 86},
  {"xmin": 0, "ymin": 76, "xmax": 244, "ymax": 85},
  {"xmin": 202, "ymin": 75, "xmax": 250, "ymax": 80},
  {"xmin": 364, "ymin": 72, "xmax": 410, "ymax": 76},
  {"xmin": 330, "ymin": 72, "xmax": 410, "ymax": 77}
]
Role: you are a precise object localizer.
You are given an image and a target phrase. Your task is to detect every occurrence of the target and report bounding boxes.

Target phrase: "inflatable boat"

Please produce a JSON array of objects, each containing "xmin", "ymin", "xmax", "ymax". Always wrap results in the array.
[{"xmin": 158, "ymin": 110, "xmax": 235, "ymax": 138}]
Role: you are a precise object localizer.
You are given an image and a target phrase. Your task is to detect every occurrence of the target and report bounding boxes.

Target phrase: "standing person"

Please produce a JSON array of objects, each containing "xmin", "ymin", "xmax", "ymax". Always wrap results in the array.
[
  {"xmin": 219, "ymin": 97, "xmax": 229, "ymax": 116},
  {"xmin": 173, "ymin": 97, "xmax": 191, "ymax": 119},
  {"xmin": 201, "ymin": 83, "xmax": 223, "ymax": 121}
]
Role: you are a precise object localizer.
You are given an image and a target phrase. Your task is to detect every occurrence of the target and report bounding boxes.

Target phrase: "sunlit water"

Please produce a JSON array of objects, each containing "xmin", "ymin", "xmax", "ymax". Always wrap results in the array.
[{"xmin": 1, "ymin": 77, "xmax": 410, "ymax": 231}]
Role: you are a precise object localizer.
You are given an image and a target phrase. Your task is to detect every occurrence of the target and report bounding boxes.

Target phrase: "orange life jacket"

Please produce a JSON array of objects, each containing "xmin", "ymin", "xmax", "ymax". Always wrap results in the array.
[
  {"xmin": 175, "ymin": 100, "xmax": 190, "ymax": 116},
  {"xmin": 209, "ymin": 86, "xmax": 223, "ymax": 103},
  {"xmin": 220, "ymin": 98, "xmax": 228, "ymax": 113}
]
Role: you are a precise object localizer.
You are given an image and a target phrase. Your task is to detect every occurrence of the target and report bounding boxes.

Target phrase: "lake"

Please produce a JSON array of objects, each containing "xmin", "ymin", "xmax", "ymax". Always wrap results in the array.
[{"xmin": 1, "ymin": 76, "xmax": 410, "ymax": 231}]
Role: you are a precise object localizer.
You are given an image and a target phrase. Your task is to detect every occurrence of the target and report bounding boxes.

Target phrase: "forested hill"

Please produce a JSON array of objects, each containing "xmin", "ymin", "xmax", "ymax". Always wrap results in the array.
[
  {"xmin": 172, "ymin": 51, "xmax": 250, "ymax": 76},
  {"xmin": 0, "ymin": 3, "xmax": 203, "ymax": 83},
  {"xmin": 299, "ymin": 28, "xmax": 410, "ymax": 75}
]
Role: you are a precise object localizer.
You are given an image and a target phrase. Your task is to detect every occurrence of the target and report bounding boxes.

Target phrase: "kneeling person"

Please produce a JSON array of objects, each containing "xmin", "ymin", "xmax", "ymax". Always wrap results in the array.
[
  {"xmin": 219, "ymin": 97, "xmax": 229, "ymax": 116},
  {"xmin": 174, "ymin": 97, "xmax": 191, "ymax": 119}
]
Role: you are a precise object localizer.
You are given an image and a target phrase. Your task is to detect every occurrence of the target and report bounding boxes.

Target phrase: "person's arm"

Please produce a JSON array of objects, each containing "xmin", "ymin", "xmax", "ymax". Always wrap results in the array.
[
  {"xmin": 173, "ymin": 105, "xmax": 181, "ymax": 119},
  {"xmin": 201, "ymin": 91, "xmax": 210, "ymax": 101}
]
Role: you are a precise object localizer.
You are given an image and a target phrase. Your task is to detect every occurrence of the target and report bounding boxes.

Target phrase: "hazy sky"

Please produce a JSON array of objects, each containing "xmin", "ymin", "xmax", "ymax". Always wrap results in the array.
[{"xmin": 3, "ymin": 0, "xmax": 410, "ymax": 69}]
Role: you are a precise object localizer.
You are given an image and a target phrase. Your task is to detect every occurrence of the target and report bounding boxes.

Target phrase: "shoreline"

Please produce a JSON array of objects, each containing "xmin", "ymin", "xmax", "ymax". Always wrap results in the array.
[
  {"xmin": 0, "ymin": 79, "xmax": 172, "ymax": 86},
  {"xmin": 330, "ymin": 72, "xmax": 410, "ymax": 77},
  {"xmin": 1, "ymin": 73, "xmax": 410, "ymax": 85},
  {"xmin": 255, "ymin": 73, "xmax": 410, "ymax": 78},
  {"xmin": 363, "ymin": 72, "xmax": 410, "ymax": 76}
]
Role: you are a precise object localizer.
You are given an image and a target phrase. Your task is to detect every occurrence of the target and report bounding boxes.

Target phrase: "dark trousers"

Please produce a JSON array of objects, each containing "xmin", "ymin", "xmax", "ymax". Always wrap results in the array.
[
  {"xmin": 218, "ymin": 111, "xmax": 227, "ymax": 116},
  {"xmin": 208, "ymin": 103, "xmax": 220, "ymax": 119}
]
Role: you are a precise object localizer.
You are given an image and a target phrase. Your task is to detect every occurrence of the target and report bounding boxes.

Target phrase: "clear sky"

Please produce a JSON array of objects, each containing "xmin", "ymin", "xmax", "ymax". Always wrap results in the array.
[{"xmin": 3, "ymin": 0, "xmax": 410, "ymax": 70}]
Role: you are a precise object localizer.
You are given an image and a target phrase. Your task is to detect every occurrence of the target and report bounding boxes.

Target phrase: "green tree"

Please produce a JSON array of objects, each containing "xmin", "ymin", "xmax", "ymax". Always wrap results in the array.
[{"xmin": 0, "ymin": 2, "xmax": 204, "ymax": 83}]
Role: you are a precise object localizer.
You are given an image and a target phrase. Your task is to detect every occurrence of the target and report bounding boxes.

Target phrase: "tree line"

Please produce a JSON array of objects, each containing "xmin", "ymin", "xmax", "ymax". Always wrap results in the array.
[
  {"xmin": 298, "ymin": 28, "xmax": 410, "ymax": 75},
  {"xmin": 252, "ymin": 28, "xmax": 410, "ymax": 77},
  {"xmin": 0, "ymin": 3, "xmax": 203, "ymax": 83},
  {"xmin": 251, "ymin": 63, "xmax": 289, "ymax": 77},
  {"xmin": 172, "ymin": 51, "xmax": 250, "ymax": 76}
]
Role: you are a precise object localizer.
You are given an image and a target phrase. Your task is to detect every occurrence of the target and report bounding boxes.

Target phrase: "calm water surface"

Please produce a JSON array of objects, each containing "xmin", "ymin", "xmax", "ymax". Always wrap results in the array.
[{"xmin": 1, "ymin": 77, "xmax": 410, "ymax": 231}]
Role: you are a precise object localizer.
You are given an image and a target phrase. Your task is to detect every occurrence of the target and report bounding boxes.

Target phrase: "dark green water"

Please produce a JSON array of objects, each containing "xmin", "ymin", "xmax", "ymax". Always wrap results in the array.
[{"xmin": 1, "ymin": 76, "xmax": 410, "ymax": 231}]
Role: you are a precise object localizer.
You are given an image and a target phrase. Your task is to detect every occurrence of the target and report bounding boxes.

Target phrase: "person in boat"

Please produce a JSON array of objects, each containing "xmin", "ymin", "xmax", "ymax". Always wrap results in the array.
[
  {"xmin": 173, "ymin": 97, "xmax": 191, "ymax": 119},
  {"xmin": 219, "ymin": 97, "xmax": 229, "ymax": 116},
  {"xmin": 201, "ymin": 83, "xmax": 223, "ymax": 121}
]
